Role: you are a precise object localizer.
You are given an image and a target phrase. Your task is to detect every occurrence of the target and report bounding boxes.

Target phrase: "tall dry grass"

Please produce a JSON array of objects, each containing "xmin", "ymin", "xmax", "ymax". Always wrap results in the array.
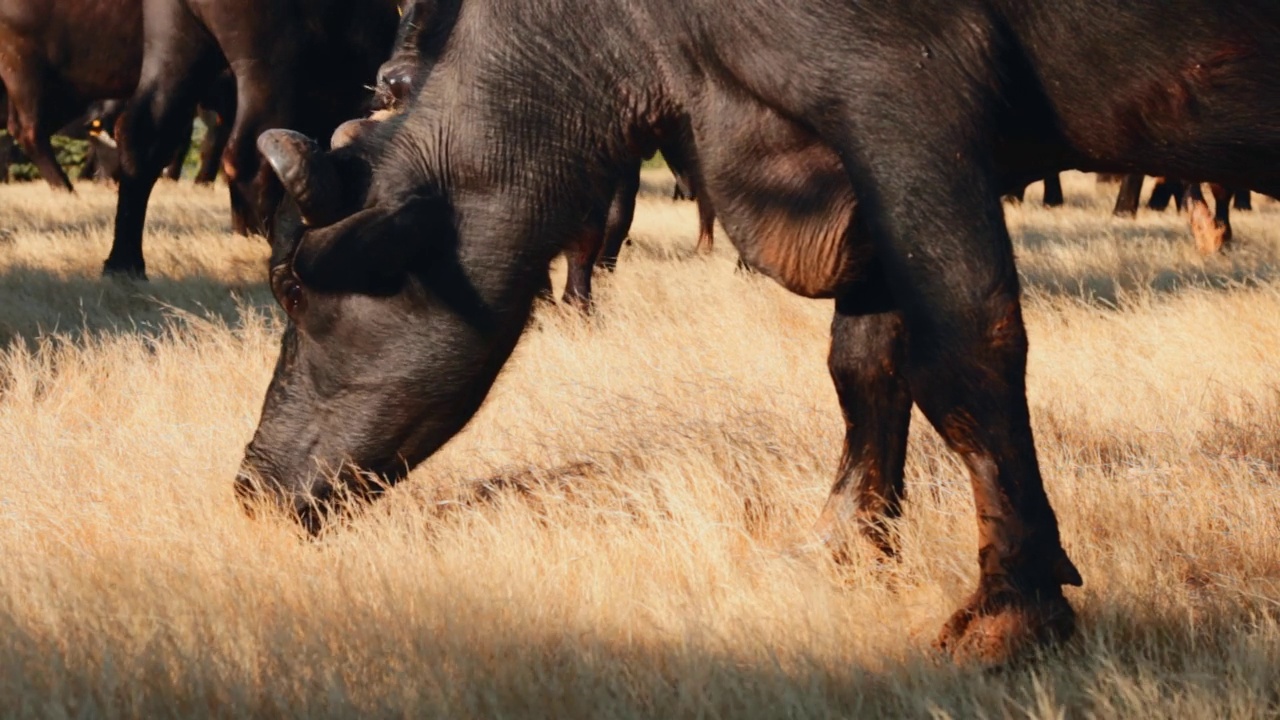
[{"xmin": 1, "ymin": 174, "xmax": 1280, "ymax": 718}]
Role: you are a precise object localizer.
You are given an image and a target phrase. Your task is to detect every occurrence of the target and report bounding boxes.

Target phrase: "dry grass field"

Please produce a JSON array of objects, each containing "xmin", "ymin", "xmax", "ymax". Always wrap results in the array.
[{"xmin": 2, "ymin": 172, "xmax": 1280, "ymax": 718}]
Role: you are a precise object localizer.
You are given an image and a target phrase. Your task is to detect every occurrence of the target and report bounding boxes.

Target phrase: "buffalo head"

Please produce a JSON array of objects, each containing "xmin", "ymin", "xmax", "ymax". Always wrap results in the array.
[{"xmin": 237, "ymin": 125, "xmax": 532, "ymax": 532}]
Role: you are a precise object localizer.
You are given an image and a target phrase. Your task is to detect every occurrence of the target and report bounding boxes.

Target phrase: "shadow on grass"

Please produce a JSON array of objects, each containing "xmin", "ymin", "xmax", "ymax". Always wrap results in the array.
[
  {"xmin": 1019, "ymin": 255, "xmax": 1280, "ymax": 307},
  {"xmin": 0, "ymin": 214, "xmax": 233, "ymax": 241},
  {"xmin": 3, "ymin": 571, "xmax": 1277, "ymax": 717},
  {"xmin": 0, "ymin": 264, "xmax": 275, "ymax": 348},
  {"xmin": 1015, "ymin": 217, "xmax": 1190, "ymax": 252}
]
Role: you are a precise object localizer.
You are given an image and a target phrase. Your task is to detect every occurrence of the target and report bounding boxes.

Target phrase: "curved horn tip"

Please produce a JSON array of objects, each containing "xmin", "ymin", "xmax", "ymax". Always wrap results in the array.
[{"xmin": 257, "ymin": 130, "xmax": 321, "ymax": 177}]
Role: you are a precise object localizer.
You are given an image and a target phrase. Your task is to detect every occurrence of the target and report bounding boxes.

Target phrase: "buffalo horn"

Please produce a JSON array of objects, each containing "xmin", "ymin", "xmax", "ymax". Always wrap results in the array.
[{"xmin": 257, "ymin": 129, "xmax": 343, "ymax": 227}]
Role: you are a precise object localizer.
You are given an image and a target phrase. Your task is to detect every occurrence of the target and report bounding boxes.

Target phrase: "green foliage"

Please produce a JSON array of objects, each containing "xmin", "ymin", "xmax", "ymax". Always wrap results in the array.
[
  {"xmin": 0, "ymin": 120, "xmax": 206, "ymax": 181},
  {"xmin": 0, "ymin": 131, "xmax": 91, "ymax": 181},
  {"xmin": 642, "ymin": 152, "xmax": 669, "ymax": 170}
]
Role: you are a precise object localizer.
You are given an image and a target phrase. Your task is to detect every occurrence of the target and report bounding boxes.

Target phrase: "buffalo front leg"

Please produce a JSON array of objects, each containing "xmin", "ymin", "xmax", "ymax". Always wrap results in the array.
[
  {"xmin": 107, "ymin": 2, "xmax": 220, "ymax": 277},
  {"xmin": 838, "ymin": 130, "xmax": 1081, "ymax": 662},
  {"xmin": 902, "ymin": 265, "xmax": 1081, "ymax": 662},
  {"xmin": 813, "ymin": 275, "xmax": 911, "ymax": 562},
  {"xmin": 111, "ymin": 92, "xmax": 206, "ymax": 276},
  {"xmin": 898, "ymin": 266, "xmax": 1081, "ymax": 661}
]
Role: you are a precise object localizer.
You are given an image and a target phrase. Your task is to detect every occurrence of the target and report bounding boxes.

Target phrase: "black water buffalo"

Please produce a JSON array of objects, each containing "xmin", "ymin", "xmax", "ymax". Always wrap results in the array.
[
  {"xmin": 0, "ymin": 0, "xmax": 142, "ymax": 190},
  {"xmin": 241, "ymin": 0, "xmax": 1280, "ymax": 663},
  {"xmin": 103, "ymin": 0, "xmax": 400, "ymax": 278}
]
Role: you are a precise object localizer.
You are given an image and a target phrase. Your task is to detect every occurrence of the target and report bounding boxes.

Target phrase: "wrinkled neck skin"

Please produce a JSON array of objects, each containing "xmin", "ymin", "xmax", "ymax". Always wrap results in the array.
[
  {"xmin": 380, "ymin": 0, "xmax": 673, "ymax": 327},
  {"xmin": 244, "ymin": 0, "xmax": 674, "ymax": 514}
]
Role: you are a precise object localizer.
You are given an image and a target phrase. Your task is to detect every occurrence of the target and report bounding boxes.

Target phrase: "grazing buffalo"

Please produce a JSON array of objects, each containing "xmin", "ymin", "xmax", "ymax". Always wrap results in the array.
[
  {"xmin": 1112, "ymin": 174, "xmax": 1252, "ymax": 253},
  {"xmin": 104, "ymin": 0, "xmax": 401, "ymax": 278},
  {"xmin": 240, "ymin": 0, "xmax": 1280, "ymax": 663},
  {"xmin": 0, "ymin": 0, "xmax": 142, "ymax": 190}
]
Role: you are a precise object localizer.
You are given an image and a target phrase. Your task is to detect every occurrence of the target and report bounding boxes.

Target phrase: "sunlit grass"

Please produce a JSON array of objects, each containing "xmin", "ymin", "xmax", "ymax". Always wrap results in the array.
[{"xmin": 1, "ymin": 173, "xmax": 1279, "ymax": 717}]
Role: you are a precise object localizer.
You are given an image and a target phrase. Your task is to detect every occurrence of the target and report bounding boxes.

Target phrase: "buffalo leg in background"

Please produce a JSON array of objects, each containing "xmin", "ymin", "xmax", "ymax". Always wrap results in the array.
[
  {"xmin": 1041, "ymin": 173, "xmax": 1064, "ymax": 207},
  {"xmin": 0, "ymin": 133, "xmax": 11, "ymax": 183},
  {"xmin": 1005, "ymin": 176, "xmax": 1061, "ymax": 208},
  {"xmin": 160, "ymin": 133, "xmax": 190, "ymax": 181},
  {"xmin": 194, "ymin": 107, "xmax": 229, "ymax": 185},
  {"xmin": 596, "ymin": 159, "xmax": 641, "ymax": 272},
  {"xmin": 1148, "ymin": 177, "xmax": 1185, "ymax": 211},
  {"xmin": 813, "ymin": 274, "xmax": 912, "ymax": 561},
  {"xmin": 560, "ymin": 226, "xmax": 605, "ymax": 310},
  {"xmin": 79, "ymin": 143, "xmax": 102, "ymax": 181},
  {"xmin": 662, "ymin": 141, "xmax": 716, "ymax": 254},
  {"xmin": 1186, "ymin": 183, "xmax": 1232, "ymax": 254},
  {"xmin": 222, "ymin": 62, "xmax": 296, "ymax": 238},
  {"xmin": 558, "ymin": 163, "xmax": 638, "ymax": 308},
  {"xmin": 1112, "ymin": 173, "xmax": 1143, "ymax": 216},
  {"xmin": 672, "ymin": 172, "xmax": 692, "ymax": 200},
  {"xmin": 3, "ymin": 77, "xmax": 74, "ymax": 191},
  {"xmin": 108, "ymin": 2, "xmax": 221, "ymax": 277},
  {"xmin": 692, "ymin": 184, "xmax": 716, "ymax": 254}
]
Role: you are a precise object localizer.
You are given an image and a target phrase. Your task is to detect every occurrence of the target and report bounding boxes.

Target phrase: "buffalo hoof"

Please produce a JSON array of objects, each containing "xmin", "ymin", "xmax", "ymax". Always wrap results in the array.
[
  {"xmin": 934, "ymin": 582, "xmax": 1076, "ymax": 666},
  {"xmin": 1190, "ymin": 207, "xmax": 1231, "ymax": 254},
  {"xmin": 101, "ymin": 260, "xmax": 148, "ymax": 281}
]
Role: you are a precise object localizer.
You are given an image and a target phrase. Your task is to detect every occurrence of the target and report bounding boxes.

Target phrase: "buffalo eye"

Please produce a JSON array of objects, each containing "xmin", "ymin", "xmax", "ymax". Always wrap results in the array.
[
  {"xmin": 283, "ymin": 281, "xmax": 306, "ymax": 317},
  {"xmin": 271, "ymin": 267, "xmax": 309, "ymax": 320},
  {"xmin": 388, "ymin": 74, "xmax": 413, "ymax": 100}
]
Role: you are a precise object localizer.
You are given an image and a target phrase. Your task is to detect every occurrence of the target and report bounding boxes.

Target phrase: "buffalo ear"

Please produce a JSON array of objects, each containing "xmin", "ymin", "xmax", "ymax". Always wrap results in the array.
[
  {"xmin": 257, "ymin": 129, "xmax": 348, "ymax": 227},
  {"xmin": 291, "ymin": 195, "xmax": 453, "ymax": 295}
]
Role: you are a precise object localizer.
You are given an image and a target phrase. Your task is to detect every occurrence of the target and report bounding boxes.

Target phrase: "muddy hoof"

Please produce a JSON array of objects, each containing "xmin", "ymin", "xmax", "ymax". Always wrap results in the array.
[{"xmin": 934, "ymin": 584, "xmax": 1076, "ymax": 665}]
